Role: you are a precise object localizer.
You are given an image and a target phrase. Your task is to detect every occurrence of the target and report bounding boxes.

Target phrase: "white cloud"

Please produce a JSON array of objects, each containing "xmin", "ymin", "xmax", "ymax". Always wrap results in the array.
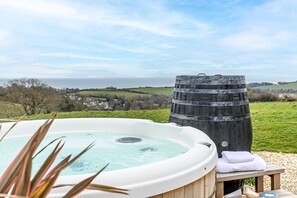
[
  {"xmin": 100, "ymin": 15, "xmax": 210, "ymax": 38},
  {"xmin": 0, "ymin": 29, "xmax": 19, "ymax": 49},
  {"xmin": 158, "ymin": 43, "xmax": 175, "ymax": 49},
  {"xmin": 0, "ymin": 65, "xmax": 74, "ymax": 78},
  {"xmin": 220, "ymin": 30, "xmax": 291, "ymax": 51},
  {"xmin": 210, "ymin": 0, "xmax": 243, "ymax": 8},
  {"xmin": 277, "ymin": 55, "xmax": 297, "ymax": 67},
  {"xmin": 60, "ymin": 62, "xmax": 138, "ymax": 70},
  {"xmin": 0, "ymin": 0, "xmax": 212, "ymax": 38},
  {"xmin": 101, "ymin": 19, "xmax": 177, "ymax": 37},
  {"xmin": 253, "ymin": 0, "xmax": 297, "ymax": 16},
  {"xmin": 0, "ymin": 0, "xmax": 85, "ymax": 20},
  {"xmin": 45, "ymin": 62, "xmax": 144, "ymax": 78},
  {"xmin": 0, "ymin": 29, "xmax": 9, "ymax": 41},
  {"xmin": 100, "ymin": 42, "xmax": 157, "ymax": 54},
  {"xmin": 218, "ymin": 0, "xmax": 297, "ymax": 51},
  {"xmin": 0, "ymin": 55, "xmax": 16, "ymax": 63},
  {"xmin": 85, "ymin": 0, "xmax": 211, "ymax": 38},
  {"xmin": 0, "ymin": 0, "xmax": 296, "ymax": 81},
  {"xmin": 40, "ymin": 53, "xmax": 119, "ymax": 61}
]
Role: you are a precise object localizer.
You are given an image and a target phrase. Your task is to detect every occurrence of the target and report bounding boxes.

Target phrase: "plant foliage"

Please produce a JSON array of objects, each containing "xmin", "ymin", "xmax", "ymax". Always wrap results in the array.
[{"xmin": 0, "ymin": 114, "xmax": 128, "ymax": 197}]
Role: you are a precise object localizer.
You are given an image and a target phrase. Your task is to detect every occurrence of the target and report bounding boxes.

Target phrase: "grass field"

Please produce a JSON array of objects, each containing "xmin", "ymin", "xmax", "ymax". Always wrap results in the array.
[
  {"xmin": 0, "ymin": 101, "xmax": 25, "ymax": 119},
  {"xmin": 3, "ymin": 102, "xmax": 297, "ymax": 153},
  {"xmin": 78, "ymin": 89, "xmax": 148, "ymax": 98},
  {"xmin": 255, "ymin": 82, "xmax": 297, "ymax": 91},
  {"xmin": 129, "ymin": 87, "xmax": 174, "ymax": 96},
  {"xmin": 78, "ymin": 87, "xmax": 174, "ymax": 98},
  {"xmin": 250, "ymin": 102, "xmax": 297, "ymax": 153},
  {"xmin": 25, "ymin": 109, "xmax": 170, "ymax": 123}
]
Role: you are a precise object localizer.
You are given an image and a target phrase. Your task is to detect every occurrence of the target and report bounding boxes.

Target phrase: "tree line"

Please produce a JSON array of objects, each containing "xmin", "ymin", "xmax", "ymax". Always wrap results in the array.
[
  {"xmin": 0, "ymin": 79, "xmax": 296, "ymax": 117},
  {"xmin": 0, "ymin": 79, "xmax": 75, "ymax": 115},
  {"xmin": 0, "ymin": 79, "xmax": 171, "ymax": 116}
]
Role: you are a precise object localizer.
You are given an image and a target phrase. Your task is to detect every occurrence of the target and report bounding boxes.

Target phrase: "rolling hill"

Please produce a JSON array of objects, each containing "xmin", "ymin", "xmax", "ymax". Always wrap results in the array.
[{"xmin": 254, "ymin": 82, "xmax": 297, "ymax": 92}]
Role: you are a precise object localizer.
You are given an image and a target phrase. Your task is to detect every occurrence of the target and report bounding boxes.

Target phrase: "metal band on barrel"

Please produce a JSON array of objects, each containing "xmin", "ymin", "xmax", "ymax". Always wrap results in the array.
[
  {"xmin": 170, "ymin": 112, "xmax": 250, "ymax": 121},
  {"xmin": 174, "ymin": 88, "xmax": 247, "ymax": 94},
  {"xmin": 171, "ymin": 99, "xmax": 249, "ymax": 107}
]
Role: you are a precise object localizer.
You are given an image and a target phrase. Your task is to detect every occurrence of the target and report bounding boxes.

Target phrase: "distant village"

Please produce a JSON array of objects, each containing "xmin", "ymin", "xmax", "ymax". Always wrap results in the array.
[{"xmin": 0, "ymin": 79, "xmax": 296, "ymax": 116}]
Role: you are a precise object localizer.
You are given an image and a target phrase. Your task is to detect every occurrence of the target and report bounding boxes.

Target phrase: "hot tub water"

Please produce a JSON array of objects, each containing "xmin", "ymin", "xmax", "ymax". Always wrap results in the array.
[{"xmin": 0, "ymin": 131, "xmax": 188, "ymax": 175}]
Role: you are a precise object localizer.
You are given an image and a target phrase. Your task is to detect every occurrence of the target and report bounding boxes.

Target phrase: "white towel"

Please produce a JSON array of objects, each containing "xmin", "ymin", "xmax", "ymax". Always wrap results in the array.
[
  {"xmin": 222, "ymin": 151, "xmax": 255, "ymax": 163},
  {"xmin": 216, "ymin": 154, "xmax": 266, "ymax": 173}
]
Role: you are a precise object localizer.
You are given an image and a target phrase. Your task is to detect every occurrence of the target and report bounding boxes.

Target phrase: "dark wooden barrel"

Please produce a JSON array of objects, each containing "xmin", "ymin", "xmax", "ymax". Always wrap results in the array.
[
  {"xmin": 169, "ymin": 74, "xmax": 252, "ymax": 157},
  {"xmin": 169, "ymin": 74, "xmax": 252, "ymax": 194}
]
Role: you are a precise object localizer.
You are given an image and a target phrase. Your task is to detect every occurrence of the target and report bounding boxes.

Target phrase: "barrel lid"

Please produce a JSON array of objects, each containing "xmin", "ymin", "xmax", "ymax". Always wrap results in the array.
[{"xmin": 175, "ymin": 75, "xmax": 246, "ymax": 85}]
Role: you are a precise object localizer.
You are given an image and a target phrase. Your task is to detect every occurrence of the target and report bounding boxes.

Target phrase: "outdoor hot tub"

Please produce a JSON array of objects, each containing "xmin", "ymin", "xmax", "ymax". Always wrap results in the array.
[{"xmin": 0, "ymin": 118, "xmax": 218, "ymax": 197}]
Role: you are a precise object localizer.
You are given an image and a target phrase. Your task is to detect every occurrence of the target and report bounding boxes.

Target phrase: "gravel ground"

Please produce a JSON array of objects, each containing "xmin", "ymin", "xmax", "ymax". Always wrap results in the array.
[{"xmin": 252, "ymin": 151, "xmax": 297, "ymax": 194}]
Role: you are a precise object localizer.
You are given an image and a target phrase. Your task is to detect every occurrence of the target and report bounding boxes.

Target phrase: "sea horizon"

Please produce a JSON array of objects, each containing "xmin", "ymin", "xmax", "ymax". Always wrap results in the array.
[{"xmin": 0, "ymin": 77, "xmax": 176, "ymax": 89}]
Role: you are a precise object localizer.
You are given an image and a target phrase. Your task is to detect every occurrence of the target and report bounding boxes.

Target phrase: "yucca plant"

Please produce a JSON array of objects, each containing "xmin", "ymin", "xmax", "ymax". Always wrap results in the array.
[{"xmin": 0, "ymin": 114, "xmax": 128, "ymax": 198}]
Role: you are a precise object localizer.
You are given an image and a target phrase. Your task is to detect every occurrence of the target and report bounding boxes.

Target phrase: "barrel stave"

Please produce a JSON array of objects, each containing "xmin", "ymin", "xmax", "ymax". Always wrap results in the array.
[{"xmin": 169, "ymin": 75, "xmax": 252, "ymax": 157}]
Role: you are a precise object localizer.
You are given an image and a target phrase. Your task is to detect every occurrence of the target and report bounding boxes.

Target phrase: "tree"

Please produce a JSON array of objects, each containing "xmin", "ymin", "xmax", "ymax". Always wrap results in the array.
[
  {"xmin": 5, "ymin": 78, "xmax": 64, "ymax": 115},
  {"xmin": 0, "ymin": 86, "xmax": 6, "ymax": 100}
]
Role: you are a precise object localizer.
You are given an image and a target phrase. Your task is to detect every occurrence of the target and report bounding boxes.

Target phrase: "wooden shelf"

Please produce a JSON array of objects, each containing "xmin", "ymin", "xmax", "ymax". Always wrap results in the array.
[{"xmin": 216, "ymin": 163, "xmax": 286, "ymax": 198}]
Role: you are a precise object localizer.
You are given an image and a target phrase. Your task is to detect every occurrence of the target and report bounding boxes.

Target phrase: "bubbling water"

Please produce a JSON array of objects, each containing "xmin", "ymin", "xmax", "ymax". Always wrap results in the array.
[{"xmin": 0, "ymin": 131, "xmax": 188, "ymax": 176}]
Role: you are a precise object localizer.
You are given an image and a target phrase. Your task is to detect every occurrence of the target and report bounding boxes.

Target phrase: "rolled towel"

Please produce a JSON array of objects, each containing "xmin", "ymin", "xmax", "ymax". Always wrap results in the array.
[
  {"xmin": 222, "ymin": 151, "xmax": 255, "ymax": 163},
  {"xmin": 216, "ymin": 154, "xmax": 266, "ymax": 173}
]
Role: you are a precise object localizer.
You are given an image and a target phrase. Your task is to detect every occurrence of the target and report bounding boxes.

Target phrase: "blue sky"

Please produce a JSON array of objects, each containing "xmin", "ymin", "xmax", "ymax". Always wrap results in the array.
[{"xmin": 0, "ymin": 0, "xmax": 296, "ymax": 82}]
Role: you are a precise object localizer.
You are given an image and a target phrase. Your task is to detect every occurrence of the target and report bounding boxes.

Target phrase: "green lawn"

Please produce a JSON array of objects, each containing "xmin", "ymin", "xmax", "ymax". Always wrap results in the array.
[
  {"xmin": 25, "ymin": 109, "xmax": 170, "ymax": 123},
  {"xmin": 7, "ymin": 102, "xmax": 297, "ymax": 154},
  {"xmin": 250, "ymin": 102, "xmax": 297, "ymax": 153}
]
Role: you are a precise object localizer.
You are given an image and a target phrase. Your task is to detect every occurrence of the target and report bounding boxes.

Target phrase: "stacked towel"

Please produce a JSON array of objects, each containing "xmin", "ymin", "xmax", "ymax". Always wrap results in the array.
[
  {"xmin": 222, "ymin": 151, "xmax": 255, "ymax": 163},
  {"xmin": 216, "ymin": 152, "xmax": 266, "ymax": 173}
]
